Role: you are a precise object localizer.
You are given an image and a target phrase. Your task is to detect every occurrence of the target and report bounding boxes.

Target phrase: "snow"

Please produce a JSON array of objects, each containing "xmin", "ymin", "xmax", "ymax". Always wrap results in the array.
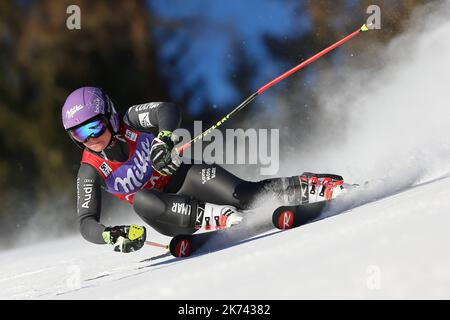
[{"xmin": 1, "ymin": 175, "xmax": 450, "ymax": 299}]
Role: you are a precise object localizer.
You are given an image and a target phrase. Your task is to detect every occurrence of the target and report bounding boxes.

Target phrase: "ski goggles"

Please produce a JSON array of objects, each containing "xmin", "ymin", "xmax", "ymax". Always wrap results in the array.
[{"xmin": 69, "ymin": 118, "xmax": 108, "ymax": 143}]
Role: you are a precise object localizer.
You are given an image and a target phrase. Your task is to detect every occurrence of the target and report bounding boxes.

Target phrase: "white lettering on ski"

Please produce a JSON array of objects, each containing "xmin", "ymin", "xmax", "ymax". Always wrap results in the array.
[
  {"xmin": 283, "ymin": 212, "xmax": 291, "ymax": 229},
  {"xmin": 179, "ymin": 240, "xmax": 188, "ymax": 257}
]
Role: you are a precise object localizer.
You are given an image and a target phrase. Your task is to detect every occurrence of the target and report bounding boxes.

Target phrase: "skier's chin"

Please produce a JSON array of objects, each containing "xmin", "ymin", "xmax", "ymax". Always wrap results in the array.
[{"xmin": 86, "ymin": 143, "xmax": 106, "ymax": 152}]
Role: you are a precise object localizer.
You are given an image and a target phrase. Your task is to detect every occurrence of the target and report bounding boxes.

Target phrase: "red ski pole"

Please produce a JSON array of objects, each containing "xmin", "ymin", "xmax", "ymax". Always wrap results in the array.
[
  {"xmin": 176, "ymin": 24, "xmax": 370, "ymax": 154},
  {"xmin": 145, "ymin": 241, "xmax": 169, "ymax": 250}
]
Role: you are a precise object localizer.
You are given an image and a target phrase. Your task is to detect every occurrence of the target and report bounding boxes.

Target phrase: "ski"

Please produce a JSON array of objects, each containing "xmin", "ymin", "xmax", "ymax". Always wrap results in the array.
[
  {"xmin": 170, "ymin": 179, "xmax": 365, "ymax": 254},
  {"xmin": 169, "ymin": 231, "xmax": 217, "ymax": 258},
  {"xmin": 272, "ymin": 201, "xmax": 329, "ymax": 230},
  {"xmin": 272, "ymin": 177, "xmax": 365, "ymax": 230}
]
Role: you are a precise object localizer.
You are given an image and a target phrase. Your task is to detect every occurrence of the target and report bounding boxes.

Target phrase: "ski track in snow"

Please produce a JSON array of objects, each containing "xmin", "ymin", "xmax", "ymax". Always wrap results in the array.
[{"xmin": 1, "ymin": 173, "xmax": 450, "ymax": 299}]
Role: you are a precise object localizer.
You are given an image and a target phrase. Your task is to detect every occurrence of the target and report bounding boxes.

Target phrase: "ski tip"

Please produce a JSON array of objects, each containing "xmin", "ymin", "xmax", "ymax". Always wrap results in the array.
[
  {"xmin": 172, "ymin": 238, "xmax": 191, "ymax": 257},
  {"xmin": 274, "ymin": 209, "xmax": 295, "ymax": 230},
  {"xmin": 360, "ymin": 24, "xmax": 369, "ymax": 32}
]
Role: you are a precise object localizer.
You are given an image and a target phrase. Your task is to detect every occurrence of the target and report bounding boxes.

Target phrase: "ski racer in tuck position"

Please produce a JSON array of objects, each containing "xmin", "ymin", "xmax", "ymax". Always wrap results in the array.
[{"xmin": 62, "ymin": 86, "xmax": 347, "ymax": 253}]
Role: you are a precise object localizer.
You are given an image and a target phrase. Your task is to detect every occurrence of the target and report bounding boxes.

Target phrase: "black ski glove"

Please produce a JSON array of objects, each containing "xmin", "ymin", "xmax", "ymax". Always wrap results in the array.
[
  {"xmin": 150, "ymin": 130, "xmax": 181, "ymax": 176},
  {"xmin": 102, "ymin": 225, "xmax": 146, "ymax": 253}
]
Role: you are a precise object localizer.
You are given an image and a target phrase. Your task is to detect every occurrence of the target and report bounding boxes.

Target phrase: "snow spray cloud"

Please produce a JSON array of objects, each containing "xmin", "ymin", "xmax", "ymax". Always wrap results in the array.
[
  {"xmin": 227, "ymin": 2, "xmax": 450, "ymax": 225},
  {"xmin": 272, "ymin": 2, "xmax": 450, "ymax": 211}
]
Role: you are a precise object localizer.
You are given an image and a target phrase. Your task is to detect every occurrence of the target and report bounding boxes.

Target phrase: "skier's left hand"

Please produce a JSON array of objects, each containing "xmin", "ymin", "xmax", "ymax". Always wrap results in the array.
[
  {"xmin": 102, "ymin": 225, "xmax": 147, "ymax": 253},
  {"xmin": 150, "ymin": 130, "xmax": 181, "ymax": 176}
]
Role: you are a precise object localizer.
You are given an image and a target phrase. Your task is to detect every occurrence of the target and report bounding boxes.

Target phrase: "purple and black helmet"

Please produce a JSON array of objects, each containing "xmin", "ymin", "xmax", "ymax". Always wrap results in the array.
[{"xmin": 62, "ymin": 87, "xmax": 120, "ymax": 146}]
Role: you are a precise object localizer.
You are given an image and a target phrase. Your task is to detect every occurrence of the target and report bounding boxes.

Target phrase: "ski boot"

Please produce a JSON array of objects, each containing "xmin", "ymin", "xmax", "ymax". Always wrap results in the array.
[
  {"xmin": 299, "ymin": 172, "xmax": 346, "ymax": 204},
  {"xmin": 264, "ymin": 172, "xmax": 347, "ymax": 205},
  {"xmin": 194, "ymin": 203, "xmax": 243, "ymax": 231}
]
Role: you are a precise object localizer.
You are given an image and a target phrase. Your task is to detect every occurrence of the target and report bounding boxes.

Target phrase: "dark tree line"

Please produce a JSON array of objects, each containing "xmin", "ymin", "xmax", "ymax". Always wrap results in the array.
[{"xmin": 0, "ymin": 0, "xmax": 169, "ymax": 240}]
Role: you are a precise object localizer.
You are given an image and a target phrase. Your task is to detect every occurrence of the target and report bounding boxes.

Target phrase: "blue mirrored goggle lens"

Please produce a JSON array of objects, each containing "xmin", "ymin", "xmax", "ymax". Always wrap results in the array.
[{"xmin": 69, "ymin": 119, "xmax": 107, "ymax": 143}]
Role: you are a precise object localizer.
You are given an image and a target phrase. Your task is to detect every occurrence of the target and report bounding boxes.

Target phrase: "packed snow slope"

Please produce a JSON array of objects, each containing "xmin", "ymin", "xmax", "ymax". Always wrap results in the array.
[{"xmin": 1, "ymin": 173, "xmax": 450, "ymax": 300}]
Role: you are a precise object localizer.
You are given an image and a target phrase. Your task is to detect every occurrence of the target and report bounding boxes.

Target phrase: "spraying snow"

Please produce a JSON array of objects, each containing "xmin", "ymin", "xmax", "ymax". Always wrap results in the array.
[{"xmin": 285, "ymin": 1, "xmax": 450, "ymax": 194}]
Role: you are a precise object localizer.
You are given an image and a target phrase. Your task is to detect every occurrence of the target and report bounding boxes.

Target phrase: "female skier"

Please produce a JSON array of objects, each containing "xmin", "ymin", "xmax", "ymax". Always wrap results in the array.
[{"xmin": 62, "ymin": 87, "xmax": 345, "ymax": 253}]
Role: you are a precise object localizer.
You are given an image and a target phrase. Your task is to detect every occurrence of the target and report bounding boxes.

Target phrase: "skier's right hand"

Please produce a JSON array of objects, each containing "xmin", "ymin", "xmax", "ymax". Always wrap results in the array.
[{"xmin": 102, "ymin": 225, "xmax": 146, "ymax": 253}]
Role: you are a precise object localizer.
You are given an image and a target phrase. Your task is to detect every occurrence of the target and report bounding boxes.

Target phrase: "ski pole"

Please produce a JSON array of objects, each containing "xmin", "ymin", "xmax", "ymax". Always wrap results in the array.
[
  {"xmin": 145, "ymin": 240, "xmax": 169, "ymax": 250},
  {"xmin": 176, "ymin": 24, "xmax": 371, "ymax": 155}
]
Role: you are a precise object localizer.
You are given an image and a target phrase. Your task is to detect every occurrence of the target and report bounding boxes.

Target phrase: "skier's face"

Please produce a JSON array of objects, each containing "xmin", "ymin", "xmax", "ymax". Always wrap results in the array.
[{"xmin": 84, "ymin": 128, "xmax": 112, "ymax": 152}]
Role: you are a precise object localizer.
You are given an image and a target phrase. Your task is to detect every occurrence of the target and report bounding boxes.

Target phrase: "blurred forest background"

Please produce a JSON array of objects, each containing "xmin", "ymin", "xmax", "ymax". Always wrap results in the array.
[{"xmin": 0, "ymin": 0, "xmax": 430, "ymax": 248}]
